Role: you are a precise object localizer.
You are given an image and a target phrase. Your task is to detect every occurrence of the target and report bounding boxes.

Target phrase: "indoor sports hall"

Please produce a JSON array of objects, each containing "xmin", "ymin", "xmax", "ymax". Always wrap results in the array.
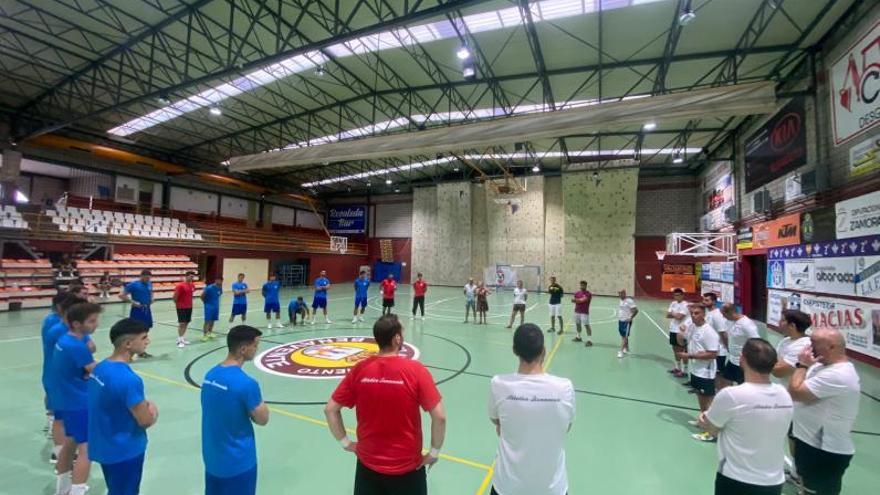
[{"xmin": 0, "ymin": 1, "xmax": 879, "ymax": 495}]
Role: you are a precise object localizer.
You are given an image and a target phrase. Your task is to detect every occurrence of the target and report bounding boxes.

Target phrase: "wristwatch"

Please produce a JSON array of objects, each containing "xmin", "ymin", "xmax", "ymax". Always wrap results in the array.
[{"xmin": 795, "ymin": 363, "xmax": 809, "ymax": 369}]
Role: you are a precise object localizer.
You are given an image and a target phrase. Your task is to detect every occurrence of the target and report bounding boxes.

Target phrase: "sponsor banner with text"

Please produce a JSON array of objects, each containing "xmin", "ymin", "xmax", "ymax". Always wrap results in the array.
[
  {"xmin": 661, "ymin": 274, "xmax": 696, "ymax": 293},
  {"xmin": 745, "ymin": 97, "xmax": 807, "ymax": 192},
  {"xmin": 836, "ymin": 190, "xmax": 880, "ymax": 239},
  {"xmin": 753, "ymin": 213, "xmax": 801, "ymax": 249},
  {"xmin": 767, "ymin": 234, "xmax": 880, "ymax": 260},
  {"xmin": 830, "ymin": 20, "xmax": 880, "ymax": 145},
  {"xmin": 849, "ymin": 136, "xmax": 880, "ymax": 176},
  {"xmin": 327, "ymin": 205, "xmax": 367, "ymax": 234},
  {"xmin": 702, "ymin": 280, "xmax": 734, "ymax": 303},
  {"xmin": 855, "ymin": 255, "xmax": 880, "ymax": 298}
]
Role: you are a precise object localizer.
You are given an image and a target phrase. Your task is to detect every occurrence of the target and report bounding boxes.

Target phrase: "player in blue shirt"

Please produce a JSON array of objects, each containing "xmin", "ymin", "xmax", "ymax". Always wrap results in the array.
[
  {"xmin": 229, "ymin": 273, "xmax": 249, "ymax": 324},
  {"xmin": 288, "ymin": 296, "xmax": 309, "ymax": 326},
  {"xmin": 119, "ymin": 269, "xmax": 154, "ymax": 359},
  {"xmin": 310, "ymin": 270, "xmax": 332, "ymax": 325},
  {"xmin": 201, "ymin": 325, "xmax": 269, "ymax": 495},
  {"xmin": 50, "ymin": 302, "xmax": 102, "ymax": 495},
  {"xmin": 43, "ymin": 293, "xmax": 89, "ymax": 463},
  {"xmin": 89, "ymin": 318, "xmax": 158, "ymax": 495},
  {"xmin": 262, "ymin": 274, "xmax": 284, "ymax": 329},
  {"xmin": 201, "ymin": 277, "xmax": 224, "ymax": 341},
  {"xmin": 351, "ymin": 270, "xmax": 370, "ymax": 323}
]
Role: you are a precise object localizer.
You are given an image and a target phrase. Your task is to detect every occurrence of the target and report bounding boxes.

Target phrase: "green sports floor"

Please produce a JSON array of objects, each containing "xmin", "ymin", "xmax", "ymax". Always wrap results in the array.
[{"xmin": 2, "ymin": 286, "xmax": 879, "ymax": 495}]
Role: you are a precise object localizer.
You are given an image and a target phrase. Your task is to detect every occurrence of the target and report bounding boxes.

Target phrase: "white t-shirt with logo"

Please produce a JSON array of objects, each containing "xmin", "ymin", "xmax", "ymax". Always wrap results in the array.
[
  {"xmin": 773, "ymin": 336, "xmax": 811, "ymax": 386},
  {"xmin": 513, "ymin": 288, "xmax": 528, "ymax": 305},
  {"xmin": 727, "ymin": 316, "xmax": 760, "ymax": 366},
  {"xmin": 706, "ymin": 383, "xmax": 794, "ymax": 486},
  {"xmin": 618, "ymin": 297, "xmax": 637, "ymax": 321},
  {"xmin": 686, "ymin": 322, "xmax": 720, "ymax": 379},
  {"xmin": 667, "ymin": 301, "xmax": 690, "ymax": 334},
  {"xmin": 792, "ymin": 362, "xmax": 861, "ymax": 455},
  {"xmin": 489, "ymin": 373, "xmax": 575, "ymax": 495},
  {"xmin": 707, "ymin": 308, "xmax": 729, "ymax": 357},
  {"xmin": 464, "ymin": 284, "xmax": 476, "ymax": 301}
]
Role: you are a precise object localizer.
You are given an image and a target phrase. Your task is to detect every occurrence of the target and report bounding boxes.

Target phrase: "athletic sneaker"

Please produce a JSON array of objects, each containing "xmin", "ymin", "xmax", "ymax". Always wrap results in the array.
[
  {"xmin": 691, "ymin": 432, "xmax": 716, "ymax": 442},
  {"xmin": 325, "ymin": 318, "xmax": 332, "ymax": 324},
  {"xmin": 352, "ymin": 317, "xmax": 359, "ymax": 323},
  {"xmin": 419, "ymin": 316, "xmax": 425, "ymax": 320},
  {"xmin": 177, "ymin": 341, "xmax": 185, "ymax": 348},
  {"xmin": 687, "ymin": 419, "xmax": 699, "ymax": 427},
  {"xmin": 557, "ymin": 330, "xmax": 564, "ymax": 335},
  {"xmin": 50, "ymin": 453, "xmax": 58, "ymax": 464},
  {"xmin": 410, "ymin": 315, "xmax": 415, "ymax": 319},
  {"xmin": 357, "ymin": 316, "xmax": 364, "ymax": 322},
  {"xmin": 572, "ymin": 336, "xmax": 583, "ymax": 342},
  {"xmin": 673, "ymin": 370, "xmax": 688, "ymax": 378},
  {"xmin": 276, "ymin": 322, "xmax": 285, "ymax": 328},
  {"xmin": 310, "ymin": 320, "xmax": 315, "ymax": 325},
  {"xmin": 668, "ymin": 368, "xmax": 680, "ymax": 374},
  {"xmin": 617, "ymin": 351, "xmax": 624, "ymax": 358},
  {"xmin": 201, "ymin": 334, "xmax": 210, "ymax": 342},
  {"xmin": 547, "ymin": 328, "xmax": 555, "ymax": 333},
  {"xmin": 267, "ymin": 322, "xmax": 274, "ymax": 329},
  {"xmin": 585, "ymin": 341, "xmax": 593, "ymax": 347}
]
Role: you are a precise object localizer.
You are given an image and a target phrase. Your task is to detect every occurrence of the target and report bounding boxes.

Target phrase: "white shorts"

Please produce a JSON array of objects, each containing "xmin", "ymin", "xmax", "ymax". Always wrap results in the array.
[
  {"xmin": 574, "ymin": 313, "xmax": 590, "ymax": 326},
  {"xmin": 549, "ymin": 304, "xmax": 562, "ymax": 317}
]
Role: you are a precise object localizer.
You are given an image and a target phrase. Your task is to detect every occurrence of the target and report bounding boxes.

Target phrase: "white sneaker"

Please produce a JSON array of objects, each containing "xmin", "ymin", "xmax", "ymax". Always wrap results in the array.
[
  {"xmin": 177, "ymin": 341, "xmax": 185, "ymax": 348},
  {"xmin": 687, "ymin": 419, "xmax": 700, "ymax": 427},
  {"xmin": 325, "ymin": 318, "xmax": 333, "ymax": 324},
  {"xmin": 623, "ymin": 349, "xmax": 629, "ymax": 354},
  {"xmin": 358, "ymin": 316, "xmax": 365, "ymax": 322},
  {"xmin": 276, "ymin": 322, "xmax": 285, "ymax": 328},
  {"xmin": 310, "ymin": 320, "xmax": 315, "ymax": 325},
  {"xmin": 352, "ymin": 317, "xmax": 358, "ymax": 323},
  {"xmin": 617, "ymin": 351, "xmax": 624, "ymax": 358},
  {"xmin": 182, "ymin": 339, "xmax": 191, "ymax": 345},
  {"xmin": 267, "ymin": 322, "xmax": 274, "ymax": 329}
]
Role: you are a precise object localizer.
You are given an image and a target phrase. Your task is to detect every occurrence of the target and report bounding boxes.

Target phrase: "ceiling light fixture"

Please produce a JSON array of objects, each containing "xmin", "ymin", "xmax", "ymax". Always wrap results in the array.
[
  {"xmin": 678, "ymin": 3, "xmax": 696, "ymax": 25},
  {"xmin": 642, "ymin": 121, "xmax": 657, "ymax": 131},
  {"xmin": 456, "ymin": 46, "xmax": 471, "ymax": 60},
  {"xmin": 209, "ymin": 106, "xmax": 222, "ymax": 116},
  {"xmin": 532, "ymin": 164, "xmax": 541, "ymax": 172},
  {"xmin": 385, "ymin": 178, "xmax": 392, "ymax": 185},
  {"xmin": 673, "ymin": 156, "xmax": 684, "ymax": 164},
  {"xmin": 394, "ymin": 188, "xmax": 400, "ymax": 193},
  {"xmin": 462, "ymin": 65, "xmax": 476, "ymax": 79},
  {"xmin": 453, "ymin": 166, "xmax": 460, "ymax": 171},
  {"xmin": 315, "ymin": 65, "xmax": 326, "ymax": 76}
]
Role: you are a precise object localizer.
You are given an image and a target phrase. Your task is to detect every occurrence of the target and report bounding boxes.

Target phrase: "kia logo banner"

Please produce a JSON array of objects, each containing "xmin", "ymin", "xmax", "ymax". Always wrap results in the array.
[
  {"xmin": 744, "ymin": 97, "xmax": 807, "ymax": 192},
  {"xmin": 830, "ymin": 20, "xmax": 880, "ymax": 146}
]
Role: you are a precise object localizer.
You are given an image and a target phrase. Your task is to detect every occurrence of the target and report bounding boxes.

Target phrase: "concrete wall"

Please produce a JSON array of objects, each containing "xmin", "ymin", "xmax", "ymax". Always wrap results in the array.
[
  {"xmin": 635, "ymin": 176, "xmax": 698, "ymax": 235},
  {"xmin": 411, "ymin": 183, "xmax": 473, "ymax": 286}
]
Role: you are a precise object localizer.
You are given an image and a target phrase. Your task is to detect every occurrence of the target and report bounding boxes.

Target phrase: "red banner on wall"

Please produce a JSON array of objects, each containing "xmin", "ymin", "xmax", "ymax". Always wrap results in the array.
[{"xmin": 662, "ymin": 274, "xmax": 696, "ymax": 293}]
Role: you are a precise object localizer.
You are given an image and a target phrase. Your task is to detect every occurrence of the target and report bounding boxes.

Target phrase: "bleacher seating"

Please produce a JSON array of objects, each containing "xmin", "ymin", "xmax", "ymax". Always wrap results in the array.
[
  {"xmin": 0, "ymin": 205, "xmax": 29, "ymax": 230},
  {"xmin": 48, "ymin": 206, "xmax": 202, "ymax": 240},
  {"xmin": 0, "ymin": 258, "xmax": 55, "ymax": 310},
  {"xmin": 76, "ymin": 253, "xmax": 203, "ymax": 302}
]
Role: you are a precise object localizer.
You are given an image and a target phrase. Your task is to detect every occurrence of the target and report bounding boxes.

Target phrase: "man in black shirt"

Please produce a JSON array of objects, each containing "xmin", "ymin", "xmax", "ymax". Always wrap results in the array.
[{"xmin": 547, "ymin": 276, "xmax": 564, "ymax": 334}]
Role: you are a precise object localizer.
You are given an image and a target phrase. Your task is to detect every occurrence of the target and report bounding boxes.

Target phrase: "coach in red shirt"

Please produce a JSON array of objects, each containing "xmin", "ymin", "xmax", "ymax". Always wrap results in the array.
[
  {"xmin": 325, "ymin": 315, "xmax": 446, "ymax": 495},
  {"xmin": 172, "ymin": 271, "xmax": 196, "ymax": 348},
  {"xmin": 411, "ymin": 273, "xmax": 428, "ymax": 320},
  {"xmin": 379, "ymin": 274, "xmax": 397, "ymax": 316}
]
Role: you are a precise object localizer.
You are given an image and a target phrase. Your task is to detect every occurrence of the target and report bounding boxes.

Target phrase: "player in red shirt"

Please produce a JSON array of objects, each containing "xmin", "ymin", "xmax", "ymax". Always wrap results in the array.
[
  {"xmin": 324, "ymin": 315, "xmax": 446, "ymax": 495},
  {"xmin": 172, "ymin": 271, "xmax": 196, "ymax": 348},
  {"xmin": 572, "ymin": 280, "xmax": 594, "ymax": 347},
  {"xmin": 379, "ymin": 274, "xmax": 397, "ymax": 316},
  {"xmin": 411, "ymin": 273, "xmax": 428, "ymax": 320}
]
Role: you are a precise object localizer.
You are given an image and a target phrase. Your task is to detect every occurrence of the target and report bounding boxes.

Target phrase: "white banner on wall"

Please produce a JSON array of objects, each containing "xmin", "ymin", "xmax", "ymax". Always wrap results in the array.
[
  {"xmin": 784, "ymin": 259, "xmax": 815, "ymax": 291},
  {"xmin": 115, "ymin": 175, "xmax": 139, "ymax": 204},
  {"xmin": 830, "ymin": 20, "xmax": 880, "ymax": 145},
  {"xmin": 702, "ymin": 280, "xmax": 734, "ymax": 303},
  {"xmin": 836, "ymin": 190, "xmax": 880, "ymax": 240},
  {"xmin": 768, "ymin": 290, "xmax": 880, "ymax": 360},
  {"xmin": 856, "ymin": 255, "xmax": 880, "ymax": 298}
]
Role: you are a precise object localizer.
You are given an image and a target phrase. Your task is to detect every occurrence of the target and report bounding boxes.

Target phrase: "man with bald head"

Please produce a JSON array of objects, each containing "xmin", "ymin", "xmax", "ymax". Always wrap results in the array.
[{"xmin": 788, "ymin": 327, "xmax": 861, "ymax": 495}]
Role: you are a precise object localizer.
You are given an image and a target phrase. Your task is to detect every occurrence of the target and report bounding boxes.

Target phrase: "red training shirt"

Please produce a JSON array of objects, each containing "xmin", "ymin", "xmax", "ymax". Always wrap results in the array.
[
  {"xmin": 413, "ymin": 280, "xmax": 428, "ymax": 297},
  {"xmin": 574, "ymin": 290, "xmax": 592, "ymax": 314},
  {"xmin": 173, "ymin": 282, "xmax": 195, "ymax": 309},
  {"xmin": 380, "ymin": 279, "xmax": 397, "ymax": 299},
  {"xmin": 331, "ymin": 356, "xmax": 441, "ymax": 475}
]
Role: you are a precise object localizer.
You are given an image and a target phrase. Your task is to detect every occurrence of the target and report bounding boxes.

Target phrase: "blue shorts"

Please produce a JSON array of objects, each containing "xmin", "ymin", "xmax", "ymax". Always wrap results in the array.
[
  {"xmin": 58, "ymin": 409, "xmax": 88, "ymax": 443},
  {"xmin": 100, "ymin": 453, "xmax": 145, "ymax": 495},
  {"xmin": 264, "ymin": 301, "xmax": 280, "ymax": 314},
  {"xmin": 204, "ymin": 304, "xmax": 220, "ymax": 322},
  {"xmin": 312, "ymin": 298, "xmax": 327, "ymax": 309},
  {"xmin": 231, "ymin": 303, "xmax": 247, "ymax": 316},
  {"xmin": 618, "ymin": 321, "xmax": 632, "ymax": 338},
  {"xmin": 354, "ymin": 296, "xmax": 368, "ymax": 309},
  {"xmin": 129, "ymin": 306, "xmax": 153, "ymax": 329},
  {"xmin": 206, "ymin": 466, "xmax": 257, "ymax": 495}
]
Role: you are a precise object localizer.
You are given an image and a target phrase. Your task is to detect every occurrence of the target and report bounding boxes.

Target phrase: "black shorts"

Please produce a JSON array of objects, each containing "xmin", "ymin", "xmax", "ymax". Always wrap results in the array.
[
  {"xmin": 793, "ymin": 438, "xmax": 853, "ymax": 495},
  {"xmin": 669, "ymin": 332, "xmax": 684, "ymax": 347},
  {"xmin": 354, "ymin": 461, "xmax": 425, "ymax": 495},
  {"xmin": 382, "ymin": 298, "xmax": 395, "ymax": 308},
  {"xmin": 722, "ymin": 362, "xmax": 744, "ymax": 384},
  {"xmin": 690, "ymin": 374, "xmax": 716, "ymax": 396},
  {"xmin": 176, "ymin": 308, "xmax": 192, "ymax": 323},
  {"xmin": 513, "ymin": 303, "xmax": 526, "ymax": 312},
  {"xmin": 715, "ymin": 356, "xmax": 727, "ymax": 372},
  {"xmin": 714, "ymin": 472, "xmax": 782, "ymax": 495}
]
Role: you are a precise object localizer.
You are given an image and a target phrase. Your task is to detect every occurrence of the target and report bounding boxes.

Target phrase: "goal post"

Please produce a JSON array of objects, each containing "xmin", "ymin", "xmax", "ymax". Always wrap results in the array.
[{"xmin": 483, "ymin": 264, "xmax": 543, "ymax": 292}]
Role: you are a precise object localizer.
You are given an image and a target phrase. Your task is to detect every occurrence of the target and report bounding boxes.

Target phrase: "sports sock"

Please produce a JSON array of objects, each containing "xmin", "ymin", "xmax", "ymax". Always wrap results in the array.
[
  {"xmin": 55, "ymin": 471, "xmax": 71, "ymax": 495},
  {"xmin": 70, "ymin": 483, "xmax": 88, "ymax": 495}
]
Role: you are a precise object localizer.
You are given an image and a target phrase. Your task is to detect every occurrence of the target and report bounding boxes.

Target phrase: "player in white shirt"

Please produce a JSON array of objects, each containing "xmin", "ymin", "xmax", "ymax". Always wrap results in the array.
[
  {"xmin": 488, "ymin": 323, "xmax": 574, "ymax": 495},
  {"xmin": 720, "ymin": 304, "xmax": 760, "ymax": 385},
  {"xmin": 506, "ymin": 280, "xmax": 528, "ymax": 329},
  {"xmin": 700, "ymin": 338, "xmax": 793, "ymax": 495},
  {"xmin": 770, "ymin": 309, "xmax": 812, "ymax": 483},
  {"xmin": 463, "ymin": 278, "xmax": 477, "ymax": 323},
  {"xmin": 788, "ymin": 328, "xmax": 861, "ymax": 495},
  {"xmin": 676, "ymin": 304, "xmax": 720, "ymax": 442},
  {"xmin": 701, "ymin": 293, "xmax": 729, "ymax": 389},
  {"xmin": 616, "ymin": 290, "xmax": 638, "ymax": 358},
  {"xmin": 666, "ymin": 288, "xmax": 690, "ymax": 377}
]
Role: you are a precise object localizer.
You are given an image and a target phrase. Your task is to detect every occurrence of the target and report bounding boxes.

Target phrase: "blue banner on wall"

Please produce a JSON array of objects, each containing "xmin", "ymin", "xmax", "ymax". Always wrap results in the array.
[
  {"xmin": 767, "ymin": 234, "xmax": 880, "ymax": 260},
  {"xmin": 327, "ymin": 205, "xmax": 367, "ymax": 234}
]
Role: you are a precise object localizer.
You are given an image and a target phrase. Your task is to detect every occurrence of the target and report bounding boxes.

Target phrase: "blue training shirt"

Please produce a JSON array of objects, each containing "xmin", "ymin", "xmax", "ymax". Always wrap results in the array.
[
  {"xmin": 231, "ymin": 282, "xmax": 248, "ymax": 305},
  {"xmin": 288, "ymin": 299, "xmax": 302, "ymax": 313},
  {"xmin": 50, "ymin": 333, "xmax": 95, "ymax": 412},
  {"xmin": 201, "ymin": 365, "xmax": 263, "ymax": 477},
  {"xmin": 203, "ymin": 284, "xmax": 222, "ymax": 306},
  {"xmin": 262, "ymin": 281, "xmax": 280, "ymax": 304},
  {"xmin": 88, "ymin": 360, "xmax": 148, "ymax": 464},
  {"xmin": 41, "ymin": 316, "xmax": 63, "ymax": 389},
  {"xmin": 124, "ymin": 280, "xmax": 152, "ymax": 305},
  {"xmin": 354, "ymin": 279, "xmax": 370, "ymax": 299},
  {"xmin": 314, "ymin": 277, "xmax": 330, "ymax": 300}
]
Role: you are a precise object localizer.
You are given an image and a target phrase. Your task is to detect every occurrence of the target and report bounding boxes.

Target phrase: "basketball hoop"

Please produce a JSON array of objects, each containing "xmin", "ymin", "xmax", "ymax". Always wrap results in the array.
[
  {"xmin": 330, "ymin": 235, "xmax": 348, "ymax": 255},
  {"xmin": 655, "ymin": 251, "xmax": 667, "ymax": 261}
]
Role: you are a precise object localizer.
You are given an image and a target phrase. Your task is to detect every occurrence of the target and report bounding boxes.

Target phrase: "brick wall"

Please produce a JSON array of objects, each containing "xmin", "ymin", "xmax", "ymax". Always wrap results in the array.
[{"xmin": 635, "ymin": 176, "xmax": 698, "ymax": 236}]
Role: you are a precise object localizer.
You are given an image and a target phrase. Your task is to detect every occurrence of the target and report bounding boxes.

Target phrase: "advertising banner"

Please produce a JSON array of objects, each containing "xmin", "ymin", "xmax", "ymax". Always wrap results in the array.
[
  {"xmin": 855, "ymin": 255, "xmax": 880, "ymax": 298},
  {"xmin": 768, "ymin": 259, "xmax": 786, "ymax": 289},
  {"xmin": 753, "ymin": 213, "xmax": 801, "ymax": 248},
  {"xmin": 700, "ymin": 162, "xmax": 735, "ymax": 231},
  {"xmin": 830, "ymin": 20, "xmax": 880, "ymax": 146},
  {"xmin": 703, "ymin": 280, "xmax": 735, "ymax": 303},
  {"xmin": 784, "ymin": 259, "xmax": 816, "ymax": 292},
  {"xmin": 767, "ymin": 289, "xmax": 794, "ymax": 324},
  {"xmin": 736, "ymin": 227, "xmax": 754, "ymax": 250},
  {"xmin": 327, "ymin": 205, "xmax": 367, "ymax": 234},
  {"xmin": 661, "ymin": 274, "xmax": 696, "ymax": 293},
  {"xmin": 745, "ymin": 97, "xmax": 807, "ymax": 192},
  {"xmin": 800, "ymin": 207, "xmax": 836, "ymax": 244},
  {"xmin": 836, "ymin": 190, "xmax": 880, "ymax": 239},
  {"xmin": 767, "ymin": 234, "xmax": 880, "ymax": 260},
  {"xmin": 849, "ymin": 136, "xmax": 880, "ymax": 176}
]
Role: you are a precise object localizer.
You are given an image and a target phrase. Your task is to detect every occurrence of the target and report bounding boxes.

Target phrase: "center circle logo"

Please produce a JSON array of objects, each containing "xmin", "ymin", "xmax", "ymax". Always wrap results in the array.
[{"xmin": 255, "ymin": 336, "xmax": 420, "ymax": 380}]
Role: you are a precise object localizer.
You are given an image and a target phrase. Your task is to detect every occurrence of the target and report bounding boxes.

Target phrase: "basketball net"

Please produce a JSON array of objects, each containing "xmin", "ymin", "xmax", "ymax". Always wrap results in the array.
[
  {"xmin": 330, "ymin": 235, "xmax": 348, "ymax": 255},
  {"xmin": 655, "ymin": 251, "xmax": 667, "ymax": 261}
]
